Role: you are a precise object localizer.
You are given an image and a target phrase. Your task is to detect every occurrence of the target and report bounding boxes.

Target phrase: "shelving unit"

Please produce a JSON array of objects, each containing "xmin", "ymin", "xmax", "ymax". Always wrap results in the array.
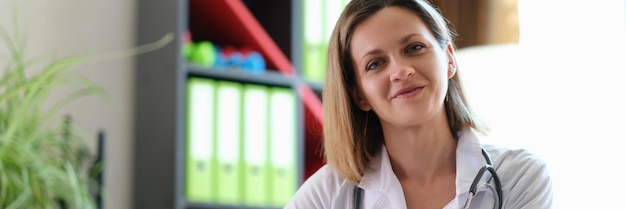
[
  {"xmin": 133, "ymin": 1, "xmax": 325, "ymax": 209},
  {"xmin": 187, "ymin": 65, "xmax": 294, "ymax": 88}
]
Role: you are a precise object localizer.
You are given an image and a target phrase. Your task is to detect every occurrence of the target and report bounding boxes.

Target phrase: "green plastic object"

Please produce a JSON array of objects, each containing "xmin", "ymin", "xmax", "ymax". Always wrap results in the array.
[{"xmin": 189, "ymin": 41, "xmax": 217, "ymax": 68}]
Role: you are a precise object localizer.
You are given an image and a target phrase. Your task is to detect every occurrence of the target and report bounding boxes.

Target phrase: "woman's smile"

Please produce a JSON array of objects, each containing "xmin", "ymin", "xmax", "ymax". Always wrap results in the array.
[{"xmin": 392, "ymin": 84, "xmax": 425, "ymax": 99}]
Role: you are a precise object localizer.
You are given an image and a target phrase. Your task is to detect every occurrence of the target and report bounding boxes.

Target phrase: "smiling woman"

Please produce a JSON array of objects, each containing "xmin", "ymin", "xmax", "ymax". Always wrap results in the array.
[
  {"xmin": 348, "ymin": 7, "xmax": 457, "ymax": 130},
  {"xmin": 284, "ymin": 0, "xmax": 553, "ymax": 208}
]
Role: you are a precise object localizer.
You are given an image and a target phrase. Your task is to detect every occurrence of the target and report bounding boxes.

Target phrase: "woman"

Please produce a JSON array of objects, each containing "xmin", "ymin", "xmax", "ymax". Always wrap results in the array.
[{"xmin": 286, "ymin": 0, "xmax": 552, "ymax": 208}]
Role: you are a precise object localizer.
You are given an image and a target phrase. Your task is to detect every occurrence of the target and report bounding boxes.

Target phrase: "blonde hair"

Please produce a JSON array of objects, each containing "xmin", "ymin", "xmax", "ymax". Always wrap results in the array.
[{"xmin": 322, "ymin": 0, "xmax": 486, "ymax": 184}]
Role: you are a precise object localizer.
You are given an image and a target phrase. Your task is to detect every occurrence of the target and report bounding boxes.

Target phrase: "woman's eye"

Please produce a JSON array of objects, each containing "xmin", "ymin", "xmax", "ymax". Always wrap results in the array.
[
  {"xmin": 406, "ymin": 43, "xmax": 424, "ymax": 53},
  {"xmin": 366, "ymin": 60, "xmax": 384, "ymax": 71}
]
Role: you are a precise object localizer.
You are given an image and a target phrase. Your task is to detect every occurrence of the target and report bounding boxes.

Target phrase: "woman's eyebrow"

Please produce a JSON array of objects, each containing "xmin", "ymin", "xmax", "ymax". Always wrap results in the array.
[
  {"xmin": 399, "ymin": 33, "xmax": 424, "ymax": 44},
  {"xmin": 360, "ymin": 49, "xmax": 383, "ymax": 63}
]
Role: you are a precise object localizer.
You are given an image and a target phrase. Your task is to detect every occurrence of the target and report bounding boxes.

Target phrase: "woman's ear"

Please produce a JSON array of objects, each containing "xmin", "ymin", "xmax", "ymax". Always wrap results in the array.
[
  {"xmin": 446, "ymin": 42, "xmax": 457, "ymax": 79},
  {"xmin": 351, "ymin": 87, "xmax": 372, "ymax": 111}
]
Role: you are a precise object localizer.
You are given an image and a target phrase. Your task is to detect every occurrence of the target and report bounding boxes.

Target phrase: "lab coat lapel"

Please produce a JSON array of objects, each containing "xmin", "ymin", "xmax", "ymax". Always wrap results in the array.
[
  {"xmin": 456, "ymin": 130, "xmax": 490, "ymax": 194},
  {"xmin": 454, "ymin": 130, "xmax": 496, "ymax": 208},
  {"xmin": 358, "ymin": 146, "xmax": 407, "ymax": 209}
]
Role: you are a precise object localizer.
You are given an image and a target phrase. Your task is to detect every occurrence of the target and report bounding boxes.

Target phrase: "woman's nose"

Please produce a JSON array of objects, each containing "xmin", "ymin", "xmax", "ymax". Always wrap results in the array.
[{"xmin": 389, "ymin": 58, "xmax": 415, "ymax": 82}]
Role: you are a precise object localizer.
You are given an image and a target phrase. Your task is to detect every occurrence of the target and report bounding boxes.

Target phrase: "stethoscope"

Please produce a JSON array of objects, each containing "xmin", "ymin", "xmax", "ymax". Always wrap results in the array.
[{"xmin": 353, "ymin": 147, "xmax": 503, "ymax": 209}]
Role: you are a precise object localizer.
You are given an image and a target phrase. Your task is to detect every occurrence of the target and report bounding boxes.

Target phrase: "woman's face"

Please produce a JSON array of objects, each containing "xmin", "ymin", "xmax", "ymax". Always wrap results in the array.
[{"xmin": 349, "ymin": 6, "xmax": 456, "ymax": 129}]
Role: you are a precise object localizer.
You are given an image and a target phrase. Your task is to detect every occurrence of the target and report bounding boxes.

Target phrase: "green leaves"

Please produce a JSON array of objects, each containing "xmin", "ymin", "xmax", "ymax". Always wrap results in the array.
[
  {"xmin": 0, "ymin": 2, "xmax": 173, "ymax": 207},
  {"xmin": 0, "ymin": 5, "xmax": 100, "ymax": 209}
]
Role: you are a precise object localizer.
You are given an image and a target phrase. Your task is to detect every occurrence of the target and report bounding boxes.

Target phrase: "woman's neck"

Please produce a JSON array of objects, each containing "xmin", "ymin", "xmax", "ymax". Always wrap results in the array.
[{"xmin": 382, "ymin": 119, "xmax": 457, "ymax": 183}]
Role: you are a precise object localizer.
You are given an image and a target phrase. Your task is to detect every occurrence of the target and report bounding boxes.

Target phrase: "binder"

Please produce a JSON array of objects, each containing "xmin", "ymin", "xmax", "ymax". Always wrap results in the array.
[
  {"xmin": 302, "ymin": 0, "xmax": 325, "ymax": 82},
  {"xmin": 215, "ymin": 80, "xmax": 244, "ymax": 205},
  {"xmin": 268, "ymin": 87, "xmax": 298, "ymax": 206},
  {"xmin": 321, "ymin": 0, "xmax": 343, "ymax": 81},
  {"xmin": 185, "ymin": 77, "xmax": 217, "ymax": 203},
  {"xmin": 242, "ymin": 84, "xmax": 271, "ymax": 206}
]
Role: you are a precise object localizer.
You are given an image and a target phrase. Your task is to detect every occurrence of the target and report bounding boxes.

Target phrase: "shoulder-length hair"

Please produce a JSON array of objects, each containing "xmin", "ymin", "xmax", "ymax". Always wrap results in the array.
[{"xmin": 322, "ymin": 0, "xmax": 486, "ymax": 184}]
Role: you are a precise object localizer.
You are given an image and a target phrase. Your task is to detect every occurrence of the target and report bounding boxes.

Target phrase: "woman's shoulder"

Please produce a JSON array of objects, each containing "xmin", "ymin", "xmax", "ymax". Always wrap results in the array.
[
  {"xmin": 481, "ymin": 144, "xmax": 553, "ymax": 207},
  {"xmin": 284, "ymin": 164, "xmax": 354, "ymax": 208},
  {"xmin": 482, "ymin": 144, "xmax": 548, "ymax": 169},
  {"xmin": 302, "ymin": 164, "xmax": 350, "ymax": 188}
]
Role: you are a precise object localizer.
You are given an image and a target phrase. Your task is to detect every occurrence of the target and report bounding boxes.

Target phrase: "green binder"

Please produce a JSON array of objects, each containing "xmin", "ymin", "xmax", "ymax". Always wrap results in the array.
[
  {"xmin": 215, "ymin": 80, "xmax": 244, "ymax": 205},
  {"xmin": 302, "ymin": 0, "xmax": 350, "ymax": 83},
  {"xmin": 302, "ymin": 0, "xmax": 325, "ymax": 83},
  {"xmin": 268, "ymin": 87, "xmax": 298, "ymax": 207},
  {"xmin": 242, "ymin": 84, "xmax": 271, "ymax": 206},
  {"xmin": 320, "ymin": 0, "xmax": 343, "ymax": 82},
  {"xmin": 185, "ymin": 77, "xmax": 217, "ymax": 203}
]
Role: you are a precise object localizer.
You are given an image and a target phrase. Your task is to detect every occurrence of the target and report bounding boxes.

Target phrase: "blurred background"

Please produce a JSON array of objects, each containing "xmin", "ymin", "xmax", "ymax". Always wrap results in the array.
[{"xmin": 1, "ymin": 0, "xmax": 625, "ymax": 209}]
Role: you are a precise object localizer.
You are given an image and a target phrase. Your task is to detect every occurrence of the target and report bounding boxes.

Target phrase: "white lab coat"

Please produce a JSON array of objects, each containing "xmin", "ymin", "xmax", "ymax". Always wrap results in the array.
[{"xmin": 284, "ymin": 129, "xmax": 552, "ymax": 209}]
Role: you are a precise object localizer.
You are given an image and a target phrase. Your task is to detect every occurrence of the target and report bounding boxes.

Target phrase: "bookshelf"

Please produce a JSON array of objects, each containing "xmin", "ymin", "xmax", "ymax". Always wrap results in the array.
[{"xmin": 133, "ymin": 1, "xmax": 325, "ymax": 209}]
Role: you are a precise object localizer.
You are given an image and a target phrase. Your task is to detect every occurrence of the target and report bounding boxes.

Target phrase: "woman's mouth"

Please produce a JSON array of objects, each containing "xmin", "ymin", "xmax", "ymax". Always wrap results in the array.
[{"xmin": 393, "ymin": 86, "xmax": 424, "ymax": 99}]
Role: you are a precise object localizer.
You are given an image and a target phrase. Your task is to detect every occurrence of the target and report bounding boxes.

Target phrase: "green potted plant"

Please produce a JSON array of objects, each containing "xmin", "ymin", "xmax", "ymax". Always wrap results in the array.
[
  {"xmin": 0, "ymin": 26, "xmax": 102, "ymax": 209},
  {"xmin": 0, "ymin": 7, "xmax": 172, "ymax": 208}
]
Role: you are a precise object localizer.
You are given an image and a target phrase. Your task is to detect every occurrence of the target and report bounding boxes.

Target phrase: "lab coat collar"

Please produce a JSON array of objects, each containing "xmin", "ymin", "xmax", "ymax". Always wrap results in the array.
[
  {"xmin": 455, "ymin": 129, "xmax": 490, "ymax": 194},
  {"xmin": 357, "ymin": 129, "xmax": 488, "ymax": 196},
  {"xmin": 358, "ymin": 144, "xmax": 396, "ymax": 193}
]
